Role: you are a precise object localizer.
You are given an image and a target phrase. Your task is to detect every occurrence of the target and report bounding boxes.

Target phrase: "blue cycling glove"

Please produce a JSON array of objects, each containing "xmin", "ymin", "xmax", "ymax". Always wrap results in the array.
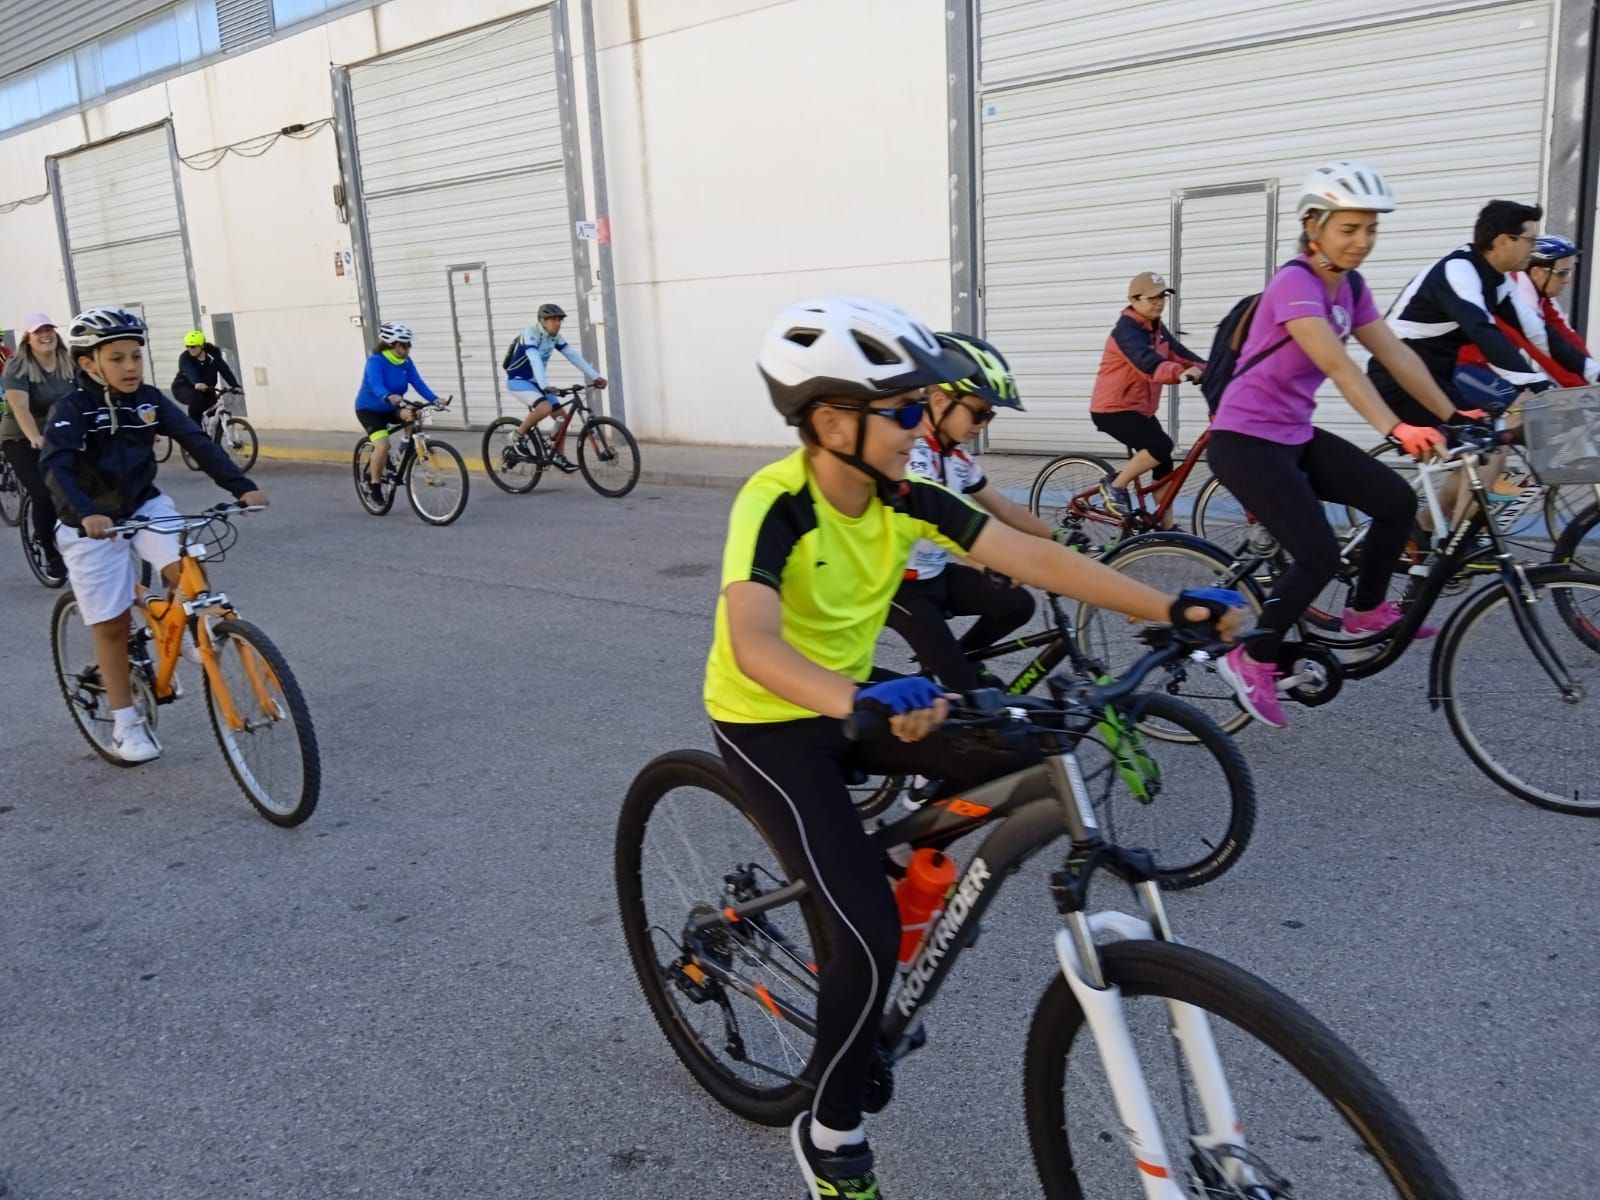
[
  {"xmin": 853, "ymin": 676, "xmax": 944, "ymax": 716},
  {"xmin": 1170, "ymin": 587, "xmax": 1245, "ymax": 627}
]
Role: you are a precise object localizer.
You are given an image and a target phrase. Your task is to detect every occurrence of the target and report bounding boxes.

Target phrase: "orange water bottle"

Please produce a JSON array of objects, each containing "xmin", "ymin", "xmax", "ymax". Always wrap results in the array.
[{"xmin": 894, "ymin": 848, "xmax": 958, "ymax": 965}]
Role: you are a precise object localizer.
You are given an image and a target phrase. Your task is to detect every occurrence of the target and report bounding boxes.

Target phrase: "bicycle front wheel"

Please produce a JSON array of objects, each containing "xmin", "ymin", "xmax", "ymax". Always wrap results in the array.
[
  {"xmin": 0, "ymin": 464, "xmax": 23, "ymax": 526},
  {"xmin": 1078, "ymin": 535, "xmax": 1261, "ymax": 738},
  {"xmin": 1029, "ymin": 454, "xmax": 1121, "ymax": 550},
  {"xmin": 577, "ymin": 416, "xmax": 641, "ymax": 498},
  {"xmin": 616, "ymin": 749, "xmax": 825, "ymax": 1126},
  {"xmin": 405, "ymin": 438, "xmax": 469, "ymax": 525},
  {"xmin": 1024, "ymin": 940, "xmax": 1461, "ymax": 1199},
  {"xmin": 223, "ymin": 418, "xmax": 259, "ymax": 472},
  {"xmin": 153, "ymin": 434, "xmax": 175, "ymax": 464},
  {"xmin": 482, "ymin": 417, "xmax": 543, "ymax": 493},
  {"xmin": 203, "ymin": 618, "xmax": 320, "ymax": 826},
  {"xmin": 20, "ymin": 497, "xmax": 66, "ymax": 588},
  {"xmin": 1439, "ymin": 566, "xmax": 1600, "ymax": 813},
  {"xmin": 1552, "ymin": 502, "xmax": 1599, "ymax": 573},
  {"xmin": 1079, "ymin": 693, "xmax": 1255, "ymax": 890}
]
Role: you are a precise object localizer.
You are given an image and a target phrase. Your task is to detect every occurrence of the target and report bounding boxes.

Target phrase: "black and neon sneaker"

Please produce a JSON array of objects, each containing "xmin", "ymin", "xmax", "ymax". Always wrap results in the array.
[{"xmin": 791, "ymin": 1113, "xmax": 883, "ymax": 1199}]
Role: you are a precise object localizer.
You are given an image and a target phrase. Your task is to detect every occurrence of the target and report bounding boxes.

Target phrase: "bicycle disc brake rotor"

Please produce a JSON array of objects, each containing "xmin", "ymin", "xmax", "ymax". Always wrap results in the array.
[{"xmin": 1190, "ymin": 1142, "xmax": 1294, "ymax": 1198}]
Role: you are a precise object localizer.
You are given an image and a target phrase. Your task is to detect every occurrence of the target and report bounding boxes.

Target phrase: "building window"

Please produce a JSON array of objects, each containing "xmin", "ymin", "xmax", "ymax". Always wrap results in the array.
[
  {"xmin": 272, "ymin": 0, "xmax": 332, "ymax": 29},
  {"xmin": 0, "ymin": 0, "xmax": 224, "ymax": 134}
]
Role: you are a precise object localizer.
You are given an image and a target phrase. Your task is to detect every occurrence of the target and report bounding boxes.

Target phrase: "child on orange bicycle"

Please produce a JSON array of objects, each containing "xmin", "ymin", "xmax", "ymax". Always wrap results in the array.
[
  {"xmin": 41, "ymin": 308, "xmax": 269, "ymax": 764},
  {"xmin": 1089, "ymin": 271, "xmax": 1206, "ymax": 526}
]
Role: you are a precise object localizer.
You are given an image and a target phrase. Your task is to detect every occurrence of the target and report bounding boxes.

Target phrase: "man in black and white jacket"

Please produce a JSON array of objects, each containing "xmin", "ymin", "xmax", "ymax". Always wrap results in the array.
[{"xmin": 1368, "ymin": 199, "xmax": 1556, "ymax": 422}]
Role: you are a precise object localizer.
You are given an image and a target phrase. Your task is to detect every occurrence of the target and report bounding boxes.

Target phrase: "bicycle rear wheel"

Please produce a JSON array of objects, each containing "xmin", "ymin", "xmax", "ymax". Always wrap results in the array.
[
  {"xmin": 482, "ymin": 417, "xmax": 543, "ymax": 493},
  {"xmin": 1029, "ymin": 454, "xmax": 1122, "ymax": 551},
  {"xmin": 51, "ymin": 592, "xmax": 159, "ymax": 766},
  {"xmin": 352, "ymin": 440, "xmax": 397, "ymax": 515},
  {"xmin": 1079, "ymin": 693, "xmax": 1255, "ymax": 890},
  {"xmin": 0, "ymin": 462, "xmax": 22, "ymax": 527},
  {"xmin": 203, "ymin": 618, "xmax": 320, "ymax": 826},
  {"xmin": 1024, "ymin": 940, "xmax": 1462, "ymax": 1199},
  {"xmin": 1077, "ymin": 535, "xmax": 1261, "ymax": 738},
  {"xmin": 577, "ymin": 416, "xmax": 641, "ymax": 498},
  {"xmin": 405, "ymin": 438, "xmax": 469, "ymax": 525},
  {"xmin": 1439, "ymin": 566, "xmax": 1600, "ymax": 813},
  {"xmin": 616, "ymin": 749, "xmax": 825, "ymax": 1126}
]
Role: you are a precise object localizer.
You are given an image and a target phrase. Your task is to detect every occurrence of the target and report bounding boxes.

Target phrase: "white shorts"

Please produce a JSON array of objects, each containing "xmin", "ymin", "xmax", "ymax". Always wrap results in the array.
[{"xmin": 56, "ymin": 493, "xmax": 182, "ymax": 626}]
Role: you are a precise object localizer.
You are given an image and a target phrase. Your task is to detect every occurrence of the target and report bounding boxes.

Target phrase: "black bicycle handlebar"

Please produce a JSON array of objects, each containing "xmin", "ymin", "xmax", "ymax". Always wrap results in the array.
[{"xmin": 841, "ymin": 624, "xmax": 1228, "ymax": 742}]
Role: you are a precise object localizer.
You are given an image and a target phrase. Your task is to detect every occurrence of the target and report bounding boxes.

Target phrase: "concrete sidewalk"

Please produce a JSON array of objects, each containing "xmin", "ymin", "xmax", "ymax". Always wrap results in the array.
[{"xmin": 249, "ymin": 427, "xmax": 1062, "ymax": 494}]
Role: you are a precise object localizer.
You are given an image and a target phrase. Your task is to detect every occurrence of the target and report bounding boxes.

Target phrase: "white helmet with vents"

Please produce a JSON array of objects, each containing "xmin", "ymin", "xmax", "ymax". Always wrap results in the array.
[
  {"xmin": 1295, "ymin": 160, "xmax": 1396, "ymax": 223},
  {"xmin": 378, "ymin": 321, "xmax": 415, "ymax": 345},
  {"xmin": 757, "ymin": 296, "xmax": 973, "ymax": 425}
]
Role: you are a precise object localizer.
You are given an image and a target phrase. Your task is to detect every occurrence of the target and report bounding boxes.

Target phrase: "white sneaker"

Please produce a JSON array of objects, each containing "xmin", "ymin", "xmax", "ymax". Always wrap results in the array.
[{"xmin": 112, "ymin": 718, "xmax": 162, "ymax": 764}]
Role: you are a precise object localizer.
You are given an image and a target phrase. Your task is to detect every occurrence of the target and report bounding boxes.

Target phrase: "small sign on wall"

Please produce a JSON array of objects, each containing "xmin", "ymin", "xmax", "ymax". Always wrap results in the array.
[
  {"xmin": 334, "ymin": 249, "xmax": 353, "ymax": 276},
  {"xmin": 575, "ymin": 220, "xmax": 597, "ymax": 241}
]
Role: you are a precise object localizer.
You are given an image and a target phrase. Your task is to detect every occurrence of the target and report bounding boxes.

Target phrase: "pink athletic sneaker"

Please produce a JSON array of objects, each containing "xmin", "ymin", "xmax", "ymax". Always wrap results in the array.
[
  {"xmin": 1342, "ymin": 600, "xmax": 1437, "ymax": 640},
  {"xmin": 1216, "ymin": 644, "xmax": 1286, "ymax": 729}
]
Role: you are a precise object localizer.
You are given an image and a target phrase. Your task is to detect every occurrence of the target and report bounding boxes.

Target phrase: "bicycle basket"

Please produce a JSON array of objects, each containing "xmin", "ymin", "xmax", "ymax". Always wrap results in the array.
[{"xmin": 1519, "ymin": 386, "xmax": 1600, "ymax": 484}]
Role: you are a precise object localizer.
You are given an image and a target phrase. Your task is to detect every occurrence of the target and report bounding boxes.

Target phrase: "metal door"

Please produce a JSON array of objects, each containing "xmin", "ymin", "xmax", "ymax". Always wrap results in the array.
[
  {"xmin": 1168, "ymin": 182, "xmax": 1278, "ymax": 445},
  {"xmin": 209, "ymin": 313, "xmax": 245, "ymax": 414},
  {"xmin": 447, "ymin": 264, "xmax": 498, "ymax": 426}
]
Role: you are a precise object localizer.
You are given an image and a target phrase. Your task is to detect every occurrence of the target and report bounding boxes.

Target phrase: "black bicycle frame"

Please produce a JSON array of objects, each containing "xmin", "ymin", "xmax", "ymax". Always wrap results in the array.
[
  {"xmin": 1214, "ymin": 460, "xmax": 1581, "ymax": 688},
  {"xmin": 955, "ymin": 596, "xmax": 1099, "ymax": 697},
  {"xmin": 686, "ymin": 737, "xmax": 1136, "ymax": 1064}
]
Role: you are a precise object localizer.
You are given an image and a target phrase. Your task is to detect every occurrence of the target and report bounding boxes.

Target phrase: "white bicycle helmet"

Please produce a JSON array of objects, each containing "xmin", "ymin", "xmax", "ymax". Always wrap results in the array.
[
  {"xmin": 1295, "ymin": 160, "xmax": 1396, "ymax": 224},
  {"xmin": 757, "ymin": 296, "xmax": 972, "ymax": 425},
  {"xmin": 67, "ymin": 307, "xmax": 147, "ymax": 353},
  {"xmin": 378, "ymin": 321, "xmax": 415, "ymax": 345}
]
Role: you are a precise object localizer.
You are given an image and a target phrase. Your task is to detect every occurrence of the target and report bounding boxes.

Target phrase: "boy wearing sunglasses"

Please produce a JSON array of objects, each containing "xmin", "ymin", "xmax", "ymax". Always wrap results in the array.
[
  {"xmin": 704, "ymin": 296, "xmax": 1245, "ymax": 1200},
  {"xmin": 884, "ymin": 332, "xmax": 1066, "ymax": 691}
]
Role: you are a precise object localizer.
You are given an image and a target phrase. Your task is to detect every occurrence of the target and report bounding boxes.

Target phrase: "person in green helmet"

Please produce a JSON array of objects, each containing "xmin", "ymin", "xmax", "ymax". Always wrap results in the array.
[
  {"xmin": 172, "ymin": 328, "xmax": 242, "ymax": 426},
  {"xmin": 883, "ymin": 331, "xmax": 1067, "ymax": 692}
]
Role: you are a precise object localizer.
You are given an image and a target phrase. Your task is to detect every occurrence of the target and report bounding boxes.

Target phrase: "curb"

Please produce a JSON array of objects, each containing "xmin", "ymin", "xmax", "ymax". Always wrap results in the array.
[{"xmin": 253, "ymin": 444, "xmax": 749, "ymax": 492}]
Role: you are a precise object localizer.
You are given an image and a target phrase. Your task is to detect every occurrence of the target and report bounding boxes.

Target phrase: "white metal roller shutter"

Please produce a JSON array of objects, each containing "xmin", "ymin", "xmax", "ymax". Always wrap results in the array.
[
  {"xmin": 57, "ymin": 127, "xmax": 194, "ymax": 387},
  {"xmin": 350, "ymin": 10, "xmax": 576, "ymax": 426},
  {"xmin": 979, "ymin": 1, "xmax": 1554, "ymax": 452}
]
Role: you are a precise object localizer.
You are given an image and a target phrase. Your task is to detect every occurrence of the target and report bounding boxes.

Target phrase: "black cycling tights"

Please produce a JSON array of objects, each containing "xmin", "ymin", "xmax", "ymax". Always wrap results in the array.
[
  {"xmin": 886, "ymin": 563, "xmax": 1035, "ymax": 692},
  {"xmin": 1, "ymin": 438, "xmax": 58, "ymax": 554},
  {"xmin": 713, "ymin": 715, "xmax": 1037, "ymax": 1132},
  {"xmin": 1207, "ymin": 428, "xmax": 1416, "ymax": 659}
]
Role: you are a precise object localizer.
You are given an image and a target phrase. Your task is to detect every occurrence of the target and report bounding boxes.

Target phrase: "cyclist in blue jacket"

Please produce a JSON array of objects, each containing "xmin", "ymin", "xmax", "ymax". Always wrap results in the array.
[
  {"xmin": 355, "ymin": 322, "xmax": 437, "ymax": 503},
  {"xmin": 504, "ymin": 303, "xmax": 605, "ymax": 472}
]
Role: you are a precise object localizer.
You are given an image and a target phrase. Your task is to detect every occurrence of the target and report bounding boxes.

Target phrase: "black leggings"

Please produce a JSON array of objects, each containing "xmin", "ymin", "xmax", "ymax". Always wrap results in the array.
[
  {"xmin": 1091, "ymin": 410, "xmax": 1174, "ymax": 479},
  {"xmin": 713, "ymin": 716, "xmax": 1037, "ymax": 1131},
  {"xmin": 1, "ymin": 438, "xmax": 58, "ymax": 555},
  {"xmin": 885, "ymin": 563, "xmax": 1035, "ymax": 691},
  {"xmin": 1207, "ymin": 428, "xmax": 1416, "ymax": 658}
]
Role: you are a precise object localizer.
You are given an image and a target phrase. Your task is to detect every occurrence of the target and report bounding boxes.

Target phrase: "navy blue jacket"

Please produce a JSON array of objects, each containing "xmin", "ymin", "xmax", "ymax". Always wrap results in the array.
[{"xmin": 41, "ymin": 374, "xmax": 255, "ymax": 527}]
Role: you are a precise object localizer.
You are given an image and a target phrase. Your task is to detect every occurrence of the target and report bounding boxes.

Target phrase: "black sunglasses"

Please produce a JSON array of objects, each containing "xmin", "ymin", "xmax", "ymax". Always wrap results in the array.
[{"xmin": 956, "ymin": 398, "xmax": 996, "ymax": 424}]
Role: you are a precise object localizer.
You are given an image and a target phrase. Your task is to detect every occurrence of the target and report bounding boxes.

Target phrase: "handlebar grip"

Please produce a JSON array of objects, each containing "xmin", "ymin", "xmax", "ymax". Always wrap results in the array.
[{"xmin": 842, "ymin": 710, "xmax": 890, "ymax": 742}]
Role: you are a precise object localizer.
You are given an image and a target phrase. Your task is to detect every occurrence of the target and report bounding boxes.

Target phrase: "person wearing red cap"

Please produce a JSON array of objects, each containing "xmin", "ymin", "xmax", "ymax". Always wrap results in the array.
[
  {"xmin": 1, "ymin": 313, "xmax": 76, "ymax": 577},
  {"xmin": 1089, "ymin": 271, "xmax": 1205, "ymax": 524}
]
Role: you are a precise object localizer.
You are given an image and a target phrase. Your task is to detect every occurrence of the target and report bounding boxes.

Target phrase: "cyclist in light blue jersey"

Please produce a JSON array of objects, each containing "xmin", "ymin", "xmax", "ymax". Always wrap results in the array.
[{"xmin": 505, "ymin": 303, "xmax": 606, "ymax": 470}]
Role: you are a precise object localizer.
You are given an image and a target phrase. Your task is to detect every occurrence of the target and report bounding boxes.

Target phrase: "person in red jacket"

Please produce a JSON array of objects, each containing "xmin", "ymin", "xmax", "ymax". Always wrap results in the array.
[{"xmin": 1089, "ymin": 271, "xmax": 1205, "ymax": 524}]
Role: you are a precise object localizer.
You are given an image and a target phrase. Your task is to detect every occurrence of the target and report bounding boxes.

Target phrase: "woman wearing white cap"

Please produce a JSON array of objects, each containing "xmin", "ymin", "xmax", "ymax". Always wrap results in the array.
[{"xmin": 1, "ymin": 313, "xmax": 76, "ymax": 576}]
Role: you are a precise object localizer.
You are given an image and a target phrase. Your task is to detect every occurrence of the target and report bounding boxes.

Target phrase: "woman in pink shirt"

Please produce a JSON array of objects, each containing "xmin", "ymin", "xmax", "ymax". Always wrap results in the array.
[{"xmin": 1207, "ymin": 160, "xmax": 1465, "ymax": 729}]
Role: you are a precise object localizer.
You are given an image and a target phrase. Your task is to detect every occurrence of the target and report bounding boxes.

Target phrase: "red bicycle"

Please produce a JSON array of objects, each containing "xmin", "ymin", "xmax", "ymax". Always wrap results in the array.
[{"xmin": 1028, "ymin": 427, "xmax": 1249, "ymax": 551}]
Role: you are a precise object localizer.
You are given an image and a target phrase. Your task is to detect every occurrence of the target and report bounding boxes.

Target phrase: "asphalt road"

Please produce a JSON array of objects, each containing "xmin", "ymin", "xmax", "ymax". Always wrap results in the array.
[{"xmin": 2, "ymin": 460, "xmax": 1596, "ymax": 1198}]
